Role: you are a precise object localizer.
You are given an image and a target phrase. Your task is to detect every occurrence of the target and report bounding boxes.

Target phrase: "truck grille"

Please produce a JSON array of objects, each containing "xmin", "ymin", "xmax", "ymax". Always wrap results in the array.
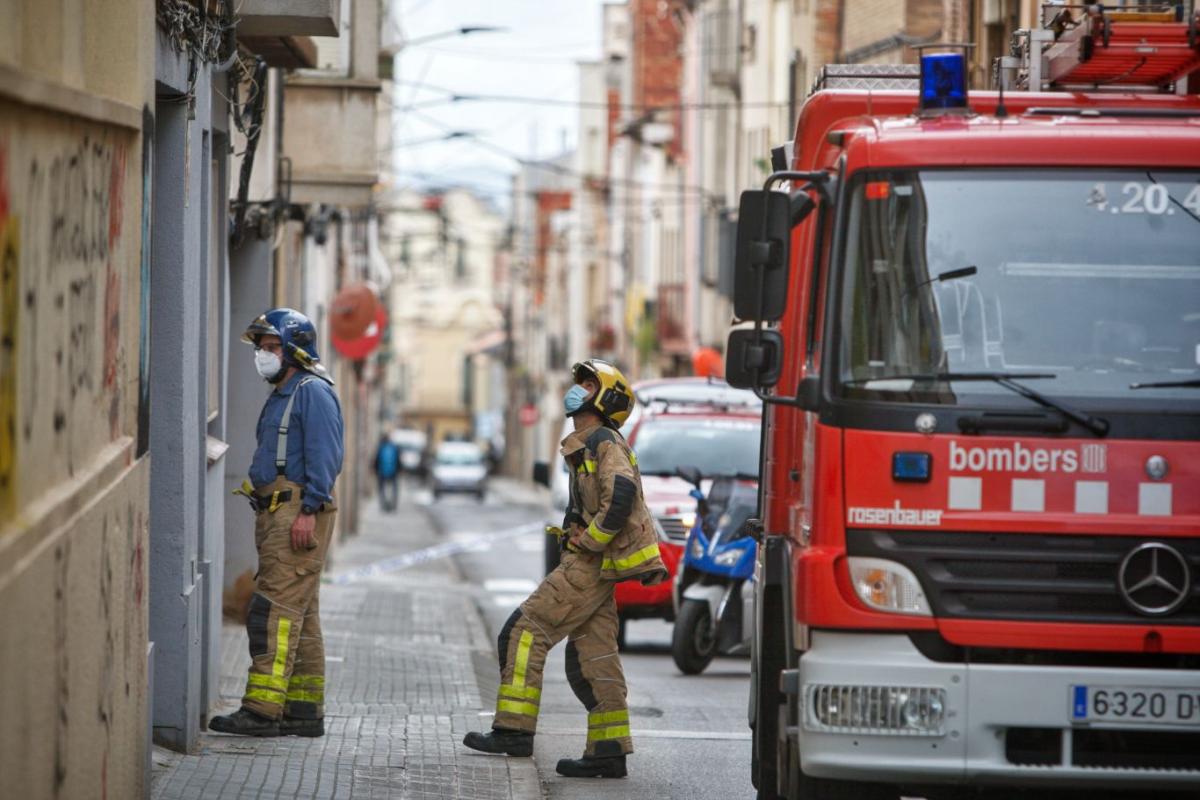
[
  {"xmin": 657, "ymin": 516, "xmax": 690, "ymax": 542},
  {"xmin": 1005, "ymin": 727, "xmax": 1200, "ymax": 772},
  {"xmin": 846, "ymin": 530, "xmax": 1200, "ymax": 626}
]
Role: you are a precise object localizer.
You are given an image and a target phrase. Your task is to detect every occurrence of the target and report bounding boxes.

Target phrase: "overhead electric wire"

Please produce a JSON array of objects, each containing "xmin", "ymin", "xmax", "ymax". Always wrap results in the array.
[
  {"xmin": 394, "ymin": 108, "xmax": 726, "ymax": 199},
  {"xmin": 393, "ymin": 80, "xmax": 781, "ymax": 112}
]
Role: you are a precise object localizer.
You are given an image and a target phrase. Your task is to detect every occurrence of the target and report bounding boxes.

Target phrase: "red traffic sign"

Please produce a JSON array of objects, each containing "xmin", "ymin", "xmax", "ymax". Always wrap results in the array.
[
  {"xmin": 332, "ymin": 303, "xmax": 387, "ymax": 361},
  {"xmin": 519, "ymin": 403, "xmax": 539, "ymax": 427}
]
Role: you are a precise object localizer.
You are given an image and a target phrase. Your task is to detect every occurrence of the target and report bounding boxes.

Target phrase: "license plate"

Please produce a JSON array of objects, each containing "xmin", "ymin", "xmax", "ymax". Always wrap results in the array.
[{"xmin": 1070, "ymin": 685, "xmax": 1200, "ymax": 726}]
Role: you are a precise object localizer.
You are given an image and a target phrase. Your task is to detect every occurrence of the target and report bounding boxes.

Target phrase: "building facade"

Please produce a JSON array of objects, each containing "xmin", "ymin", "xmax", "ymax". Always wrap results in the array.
[
  {"xmin": 381, "ymin": 188, "xmax": 506, "ymax": 450},
  {"xmin": 1, "ymin": 0, "xmax": 382, "ymax": 794},
  {"xmin": 0, "ymin": 3, "xmax": 154, "ymax": 795}
]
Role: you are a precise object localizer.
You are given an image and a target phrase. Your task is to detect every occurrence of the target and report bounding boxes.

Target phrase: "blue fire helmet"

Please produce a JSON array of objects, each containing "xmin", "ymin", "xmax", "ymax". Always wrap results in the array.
[{"xmin": 242, "ymin": 308, "xmax": 333, "ymax": 383}]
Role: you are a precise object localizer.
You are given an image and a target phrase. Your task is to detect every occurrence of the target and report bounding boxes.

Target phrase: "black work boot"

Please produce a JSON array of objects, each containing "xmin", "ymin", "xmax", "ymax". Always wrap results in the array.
[
  {"xmin": 462, "ymin": 727, "xmax": 534, "ymax": 757},
  {"xmin": 280, "ymin": 716, "xmax": 325, "ymax": 737},
  {"xmin": 208, "ymin": 708, "xmax": 280, "ymax": 737},
  {"xmin": 555, "ymin": 754, "xmax": 627, "ymax": 778}
]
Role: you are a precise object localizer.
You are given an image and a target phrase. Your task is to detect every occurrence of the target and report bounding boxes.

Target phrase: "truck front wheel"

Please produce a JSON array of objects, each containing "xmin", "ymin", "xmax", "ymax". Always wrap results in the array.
[
  {"xmin": 751, "ymin": 585, "xmax": 785, "ymax": 799},
  {"xmin": 784, "ymin": 708, "xmax": 899, "ymax": 800}
]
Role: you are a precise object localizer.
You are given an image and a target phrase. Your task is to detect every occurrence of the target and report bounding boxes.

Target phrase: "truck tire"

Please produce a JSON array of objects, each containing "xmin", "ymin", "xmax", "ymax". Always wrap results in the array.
[
  {"xmin": 785, "ymin": 708, "xmax": 899, "ymax": 800},
  {"xmin": 616, "ymin": 617, "xmax": 627, "ymax": 651},
  {"xmin": 752, "ymin": 584, "xmax": 786, "ymax": 799},
  {"xmin": 795, "ymin": 776, "xmax": 897, "ymax": 800},
  {"xmin": 671, "ymin": 598, "xmax": 717, "ymax": 675}
]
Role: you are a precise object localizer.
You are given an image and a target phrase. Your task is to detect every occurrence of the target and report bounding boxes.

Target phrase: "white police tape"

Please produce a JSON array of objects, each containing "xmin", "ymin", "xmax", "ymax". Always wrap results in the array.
[{"xmin": 326, "ymin": 521, "xmax": 545, "ymax": 585}]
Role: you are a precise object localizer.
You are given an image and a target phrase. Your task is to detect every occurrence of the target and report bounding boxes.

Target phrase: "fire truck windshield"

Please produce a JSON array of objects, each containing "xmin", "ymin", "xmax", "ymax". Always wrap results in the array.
[{"xmin": 835, "ymin": 169, "xmax": 1200, "ymax": 407}]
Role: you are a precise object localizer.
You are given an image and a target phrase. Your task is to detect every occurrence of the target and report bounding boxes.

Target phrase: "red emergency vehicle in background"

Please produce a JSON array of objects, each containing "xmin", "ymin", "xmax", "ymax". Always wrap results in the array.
[
  {"xmin": 724, "ymin": 7, "xmax": 1200, "ymax": 799},
  {"xmin": 615, "ymin": 388, "xmax": 761, "ymax": 643}
]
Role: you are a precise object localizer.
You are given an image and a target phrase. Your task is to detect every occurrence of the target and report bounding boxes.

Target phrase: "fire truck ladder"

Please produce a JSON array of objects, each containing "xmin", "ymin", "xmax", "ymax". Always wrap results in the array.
[{"xmin": 1009, "ymin": 3, "xmax": 1200, "ymax": 92}]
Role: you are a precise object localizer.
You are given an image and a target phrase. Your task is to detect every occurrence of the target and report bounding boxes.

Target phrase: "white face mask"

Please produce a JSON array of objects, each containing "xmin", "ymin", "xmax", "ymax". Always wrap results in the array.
[{"xmin": 255, "ymin": 349, "xmax": 283, "ymax": 381}]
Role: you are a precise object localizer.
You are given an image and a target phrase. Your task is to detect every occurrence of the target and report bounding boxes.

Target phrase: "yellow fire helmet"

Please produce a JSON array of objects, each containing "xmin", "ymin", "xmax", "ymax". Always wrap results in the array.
[{"xmin": 571, "ymin": 358, "xmax": 636, "ymax": 429}]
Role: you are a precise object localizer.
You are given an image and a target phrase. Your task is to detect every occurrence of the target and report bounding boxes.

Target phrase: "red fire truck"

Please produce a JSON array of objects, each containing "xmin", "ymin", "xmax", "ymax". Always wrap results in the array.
[{"xmin": 725, "ymin": 7, "xmax": 1200, "ymax": 799}]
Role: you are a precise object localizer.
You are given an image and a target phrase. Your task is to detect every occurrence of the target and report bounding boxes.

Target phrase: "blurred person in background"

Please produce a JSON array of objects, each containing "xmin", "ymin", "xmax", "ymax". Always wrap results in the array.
[{"xmin": 374, "ymin": 431, "xmax": 401, "ymax": 512}]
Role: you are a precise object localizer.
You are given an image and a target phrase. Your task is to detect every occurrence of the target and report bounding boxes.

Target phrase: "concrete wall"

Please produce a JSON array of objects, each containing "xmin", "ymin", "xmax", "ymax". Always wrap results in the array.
[
  {"xmin": 0, "ymin": 2, "xmax": 154, "ymax": 795},
  {"xmin": 283, "ymin": 0, "xmax": 380, "ymax": 206},
  {"xmin": 223, "ymin": 237, "xmax": 276, "ymax": 615},
  {"xmin": 149, "ymin": 27, "xmax": 230, "ymax": 753}
]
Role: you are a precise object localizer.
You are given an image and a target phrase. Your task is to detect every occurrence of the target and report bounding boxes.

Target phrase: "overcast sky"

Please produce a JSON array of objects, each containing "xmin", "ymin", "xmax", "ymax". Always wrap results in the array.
[{"xmin": 386, "ymin": 0, "xmax": 607, "ymax": 200}]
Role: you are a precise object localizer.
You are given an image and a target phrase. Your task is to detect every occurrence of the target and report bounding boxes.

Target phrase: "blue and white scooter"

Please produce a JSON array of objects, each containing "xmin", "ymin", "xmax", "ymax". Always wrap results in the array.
[{"xmin": 670, "ymin": 465, "xmax": 759, "ymax": 675}]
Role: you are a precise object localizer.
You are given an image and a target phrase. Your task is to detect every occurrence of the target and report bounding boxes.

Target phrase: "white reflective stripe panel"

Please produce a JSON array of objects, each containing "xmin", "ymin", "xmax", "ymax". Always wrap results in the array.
[
  {"xmin": 1010, "ymin": 479, "xmax": 1045, "ymax": 513},
  {"xmin": 1074, "ymin": 481, "xmax": 1108, "ymax": 514},
  {"xmin": 947, "ymin": 477, "xmax": 982, "ymax": 511},
  {"xmin": 1138, "ymin": 483, "xmax": 1172, "ymax": 516},
  {"xmin": 944, "ymin": 478, "xmax": 1173, "ymax": 516}
]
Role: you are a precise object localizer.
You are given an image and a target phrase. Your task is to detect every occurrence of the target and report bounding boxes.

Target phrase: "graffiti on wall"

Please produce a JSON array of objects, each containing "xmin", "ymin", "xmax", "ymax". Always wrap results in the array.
[{"xmin": 0, "ymin": 111, "xmax": 132, "ymax": 490}]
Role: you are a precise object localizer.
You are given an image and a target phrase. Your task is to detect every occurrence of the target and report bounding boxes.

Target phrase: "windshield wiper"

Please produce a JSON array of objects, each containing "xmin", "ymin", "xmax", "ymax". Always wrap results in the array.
[
  {"xmin": 1130, "ymin": 378, "xmax": 1200, "ymax": 389},
  {"xmin": 844, "ymin": 371, "xmax": 1109, "ymax": 437}
]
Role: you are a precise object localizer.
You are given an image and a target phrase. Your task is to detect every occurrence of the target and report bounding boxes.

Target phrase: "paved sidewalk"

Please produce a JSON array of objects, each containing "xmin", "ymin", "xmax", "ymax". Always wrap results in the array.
[{"xmin": 151, "ymin": 495, "xmax": 541, "ymax": 800}]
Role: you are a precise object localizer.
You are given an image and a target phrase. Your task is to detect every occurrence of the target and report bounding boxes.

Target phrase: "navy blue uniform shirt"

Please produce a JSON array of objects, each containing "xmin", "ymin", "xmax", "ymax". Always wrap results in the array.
[{"xmin": 249, "ymin": 370, "xmax": 345, "ymax": 508}]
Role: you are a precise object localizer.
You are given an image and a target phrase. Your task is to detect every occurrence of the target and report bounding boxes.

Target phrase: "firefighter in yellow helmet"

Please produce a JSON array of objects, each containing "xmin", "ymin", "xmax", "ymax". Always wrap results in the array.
[{"xmin": 463, "ymin": 359, "xmax": 667, "ymax": 778}]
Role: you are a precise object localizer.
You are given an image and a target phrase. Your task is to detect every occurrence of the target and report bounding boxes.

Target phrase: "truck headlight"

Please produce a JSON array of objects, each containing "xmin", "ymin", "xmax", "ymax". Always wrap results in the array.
[
  {"xmin": 805, "ymin": 684, "xmax": 946, "ymax": 735},
  {"xmin": 846, "ymin": 557, "xmax": 931, "ymax": 616}
]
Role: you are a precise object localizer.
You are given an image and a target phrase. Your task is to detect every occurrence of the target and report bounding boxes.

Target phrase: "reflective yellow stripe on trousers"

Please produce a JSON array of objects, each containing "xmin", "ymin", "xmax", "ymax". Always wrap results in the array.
[
  {"xmin": 587, "ymin": 708, "xmax": 631, "ymax": 742},
  {"xmin": 497, "ymin": 630, "xmax": 539, "ymax": 717},
  {"xmin": 286, "ymin": 675, "xmax": 325, "ymax": 703},
  {"xmin": 246, "ymin": 617, "xmax": 292, "ymax": 705}
]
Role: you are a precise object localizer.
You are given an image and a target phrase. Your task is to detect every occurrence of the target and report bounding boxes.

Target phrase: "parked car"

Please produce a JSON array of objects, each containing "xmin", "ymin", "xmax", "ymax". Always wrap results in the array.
[
  {"xmin": 431, "ymin": 441, "xmax": 488, "ymax": 501},
  {"xmin": 614, "ymin": 401, "xmax": 761, "ymax": 644},
  {"xmin": 391, "ymin": 428, "xmax": 427, "ymax": 475}
]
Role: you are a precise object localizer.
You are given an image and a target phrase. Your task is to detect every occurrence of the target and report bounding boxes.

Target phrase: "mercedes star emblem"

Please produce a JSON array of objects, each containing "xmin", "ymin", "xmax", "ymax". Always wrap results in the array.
[
  {"xmin": 1117, "ymin": 542, "xmax": 1192, "ymax": 617},
  {"xmin": 1145, "ymin": 455, "xmax": 1169, "ymax": 481}
]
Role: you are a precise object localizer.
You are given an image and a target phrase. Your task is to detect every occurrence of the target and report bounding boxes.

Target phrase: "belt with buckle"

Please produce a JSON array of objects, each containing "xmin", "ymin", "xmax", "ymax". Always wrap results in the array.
[
  {"xmin": 233, "ymin": 480, "xmax": 293, "ymax": 513},
  {"xmin": 254, "ymin": 489, "xmax": 292, "ymax": 511}
]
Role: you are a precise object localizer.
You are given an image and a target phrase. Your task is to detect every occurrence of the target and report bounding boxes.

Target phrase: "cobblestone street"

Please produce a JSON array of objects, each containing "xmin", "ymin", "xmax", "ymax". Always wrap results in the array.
[{"xmin": 151, "ymin": 492, "xmax": 540, "ymax": 800}]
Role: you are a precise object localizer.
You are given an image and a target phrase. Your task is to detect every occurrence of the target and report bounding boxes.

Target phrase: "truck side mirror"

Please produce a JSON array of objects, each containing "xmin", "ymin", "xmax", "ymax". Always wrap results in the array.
[
  {"xmin": 725, "ymin": 329, "xmax": 784, "ymax": 389},
  {"xmin": 795, "ymin": 375, "xmax": 820, "ymax": 412},
  {"xmin": 733, "ymin": 190, "xmax": 793, "ymax": 322},
  {"xmin": 532, "ymin": 461, "xmax": 550, "ymax": 487}
]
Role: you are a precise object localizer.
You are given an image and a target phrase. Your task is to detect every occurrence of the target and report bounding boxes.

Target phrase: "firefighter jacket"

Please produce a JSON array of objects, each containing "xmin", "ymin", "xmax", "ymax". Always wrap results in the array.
[
  {"xmin": 561, "ymin": 422, "xmax": 668, "ymax": 585},
  {"xmin": 249, "ymin": 371, "xmax": 345, "ymax": 509}
]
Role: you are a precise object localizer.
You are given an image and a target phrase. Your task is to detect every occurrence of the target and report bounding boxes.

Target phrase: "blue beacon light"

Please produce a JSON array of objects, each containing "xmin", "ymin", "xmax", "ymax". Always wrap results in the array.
[
  {"xmin": 919, "ymin": 52, "xmax": 967, "ymax": 112},
  {"xmin": 893, "ymin": 452, "xmax": 932, "ymax": 483}
]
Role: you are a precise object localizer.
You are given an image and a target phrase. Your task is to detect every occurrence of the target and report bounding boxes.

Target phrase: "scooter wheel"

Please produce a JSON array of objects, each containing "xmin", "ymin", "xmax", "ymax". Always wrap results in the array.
[{"xmin": 671, "ymin": 598, "xmax": 717, "ymax": 675}]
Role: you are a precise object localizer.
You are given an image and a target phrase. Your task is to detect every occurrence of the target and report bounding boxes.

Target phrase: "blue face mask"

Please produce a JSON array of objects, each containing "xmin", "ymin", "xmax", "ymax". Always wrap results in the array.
[{"xmin": 563, "ymin": 385, "xmax": 591, "ymax": 415}]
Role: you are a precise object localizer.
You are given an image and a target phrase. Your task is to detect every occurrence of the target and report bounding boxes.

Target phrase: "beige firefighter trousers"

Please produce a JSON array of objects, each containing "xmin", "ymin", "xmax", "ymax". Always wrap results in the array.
[
  {"xmin": 241, "ymin": 477, "xmax": 335, "ymax": 721},
  {"xmin": 492, "ymin": 548, "xmax": 633, "ymax": 757}
]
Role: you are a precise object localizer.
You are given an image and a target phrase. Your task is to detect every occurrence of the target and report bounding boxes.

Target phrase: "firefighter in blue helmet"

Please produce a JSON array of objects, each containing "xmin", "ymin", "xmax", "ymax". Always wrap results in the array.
[{"xmin": 210, "ymin": 308, "xmax": 344, "ymax": 738}]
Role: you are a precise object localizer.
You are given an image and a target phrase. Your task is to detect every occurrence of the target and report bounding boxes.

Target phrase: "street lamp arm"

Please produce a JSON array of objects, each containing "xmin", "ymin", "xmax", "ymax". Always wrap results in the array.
[{"xmin": 400, "ymin": 25, "xmax": 507, "ymax": 49}]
